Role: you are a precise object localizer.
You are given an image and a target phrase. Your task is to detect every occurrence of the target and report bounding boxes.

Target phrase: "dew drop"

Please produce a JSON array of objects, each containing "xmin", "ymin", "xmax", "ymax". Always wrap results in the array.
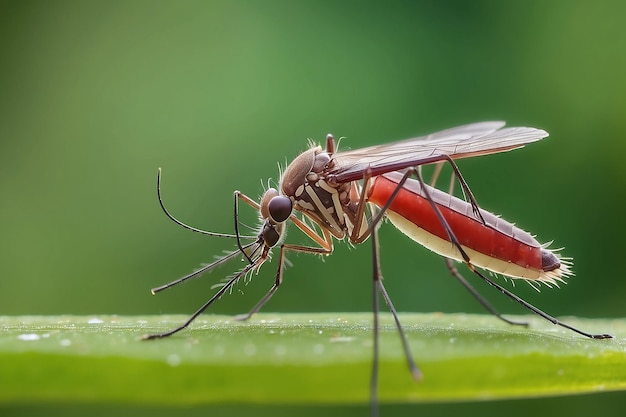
[{"xmin": 18, "ymin": 333, "xmax": 40, "ymax": 341}]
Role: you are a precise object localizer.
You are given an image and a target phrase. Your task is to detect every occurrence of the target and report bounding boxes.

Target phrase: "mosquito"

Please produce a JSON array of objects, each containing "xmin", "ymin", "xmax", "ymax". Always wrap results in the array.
[{"xmin": 143, "ymin": 121, "xmax": 612, "ymax": 415}]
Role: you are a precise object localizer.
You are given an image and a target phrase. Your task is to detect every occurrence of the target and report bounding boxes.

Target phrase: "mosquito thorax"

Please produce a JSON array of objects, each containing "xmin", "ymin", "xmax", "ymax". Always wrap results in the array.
[
  {"xmin": 281, "ymin": 146, "xmax": 331, "ymax": 197},
  {"xmin": 278, "ymin": 142, "xmax": 356, "ymax": 239}
]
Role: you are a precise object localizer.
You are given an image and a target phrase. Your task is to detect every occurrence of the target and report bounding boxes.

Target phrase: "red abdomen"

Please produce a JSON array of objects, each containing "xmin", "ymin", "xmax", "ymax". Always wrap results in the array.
[{"xmin": 368, "ymin": 172, "xmax": 546, "ymax": 277}]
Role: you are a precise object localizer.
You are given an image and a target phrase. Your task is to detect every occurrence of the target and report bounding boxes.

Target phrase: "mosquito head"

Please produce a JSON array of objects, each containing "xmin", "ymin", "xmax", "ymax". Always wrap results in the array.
[{"xmin": 258, "ymin": 187, "xmax": 292, "ymax": 248}]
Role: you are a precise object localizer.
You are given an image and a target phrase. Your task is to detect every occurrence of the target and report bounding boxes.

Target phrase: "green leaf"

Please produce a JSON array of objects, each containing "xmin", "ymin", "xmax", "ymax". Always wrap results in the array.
[{"xmin": 1, "ymin": 313, "xmax": 625, "ymax": 405}]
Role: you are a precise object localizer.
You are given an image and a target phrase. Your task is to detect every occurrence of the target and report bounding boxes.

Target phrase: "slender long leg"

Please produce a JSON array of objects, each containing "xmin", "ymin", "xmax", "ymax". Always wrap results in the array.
[
  {"xmin": 443, "ymin": 258, "xmax": 528, "ymax": 327},
  {"xmin": 377, "ymin": 282, "xmax": 422, "ymax": 381},
  {"xmin": 350, "ymin": 169, "xmax": 375, "ymax": 244},
  {"xmin": 370, "ymin": 228, "xmax": 381, "ymax": 417},
  {"xmin": 369, "ymin": 207, "xmax": 421, "ymax": 417},
  {"xmin": 424, "ymin": 157, "xmax": 484, "ymax": 224},
  {"xmin": 432, "ymin": 155, "xmax": 486, "ymax": 224},
  {"xmin": 233, "ymin": 243, "xmax": 333, "ymax": 322},
  {"xmin": 467, "ymin": 263, "xmax": 612, "ymax": 339},
  {"xmin": 231, "ymin": 212, "xmax": 335, "ymax": 323}
]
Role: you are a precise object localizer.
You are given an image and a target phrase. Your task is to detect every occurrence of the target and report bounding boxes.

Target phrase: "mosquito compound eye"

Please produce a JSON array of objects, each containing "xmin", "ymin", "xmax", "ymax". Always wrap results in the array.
[
  {"xmin": 262, "ymin": 224, "xmax": 281, "ymax": 247},
  {"xmin": 268, "ymin": 195, "xmax": 292, "ymax": 223}
]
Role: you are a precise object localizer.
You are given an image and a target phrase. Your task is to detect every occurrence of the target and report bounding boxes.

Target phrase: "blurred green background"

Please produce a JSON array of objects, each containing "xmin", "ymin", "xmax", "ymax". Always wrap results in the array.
[{"xmin": 1, "ymin": 0, "xmax": 625, "ymax": 415}]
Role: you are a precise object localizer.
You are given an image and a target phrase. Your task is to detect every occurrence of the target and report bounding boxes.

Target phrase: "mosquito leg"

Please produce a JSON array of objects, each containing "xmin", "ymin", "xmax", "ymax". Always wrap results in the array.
[
  {"xmin": 232, "ymin": 285, "xmax": 279, "ymax": 322},
  {"xmin": 369, "ymin": 208, "xmax": 421, "ymax": 417},
  {"xmin": 370, "ymin": 230, "xmax": 381, "ymax": 417},
  {"xmin": 371, "ymin": 219, "xmax": 421, "ymax": 379},
  {"xmin": 368, "ymin": 169, "xmax": 413, "ymax": 230},
  {"xmin": 377, "ymin": 281, "xmax": 423, "ymax": 381},
  {"xmin": 443, "ymin": 258, "xmax": 528, "ymax": 327},
  {"xmin": 232, "ymin": 246, "xmax": 285, "ymax": 322},
  {"xmin": 439, "ymin": 155, "xmax": 486, "ymax": 225},
  {"xmin": 350, "ymin": 168, "xmax": 374, "ymax": 243},
  {"xmin": 465, "ymin": 263, "xmax": 612, "ymax": 339},
  {"xmin": 233, "ymin": 243, "xmax": 333, "ymax": 322}
]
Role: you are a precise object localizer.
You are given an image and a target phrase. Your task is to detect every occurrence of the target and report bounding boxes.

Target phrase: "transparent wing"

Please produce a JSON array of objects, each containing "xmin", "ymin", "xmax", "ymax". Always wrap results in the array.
[{"xmin": 330, "ymin": 121, "xmax": 549, "ymax": 182}]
